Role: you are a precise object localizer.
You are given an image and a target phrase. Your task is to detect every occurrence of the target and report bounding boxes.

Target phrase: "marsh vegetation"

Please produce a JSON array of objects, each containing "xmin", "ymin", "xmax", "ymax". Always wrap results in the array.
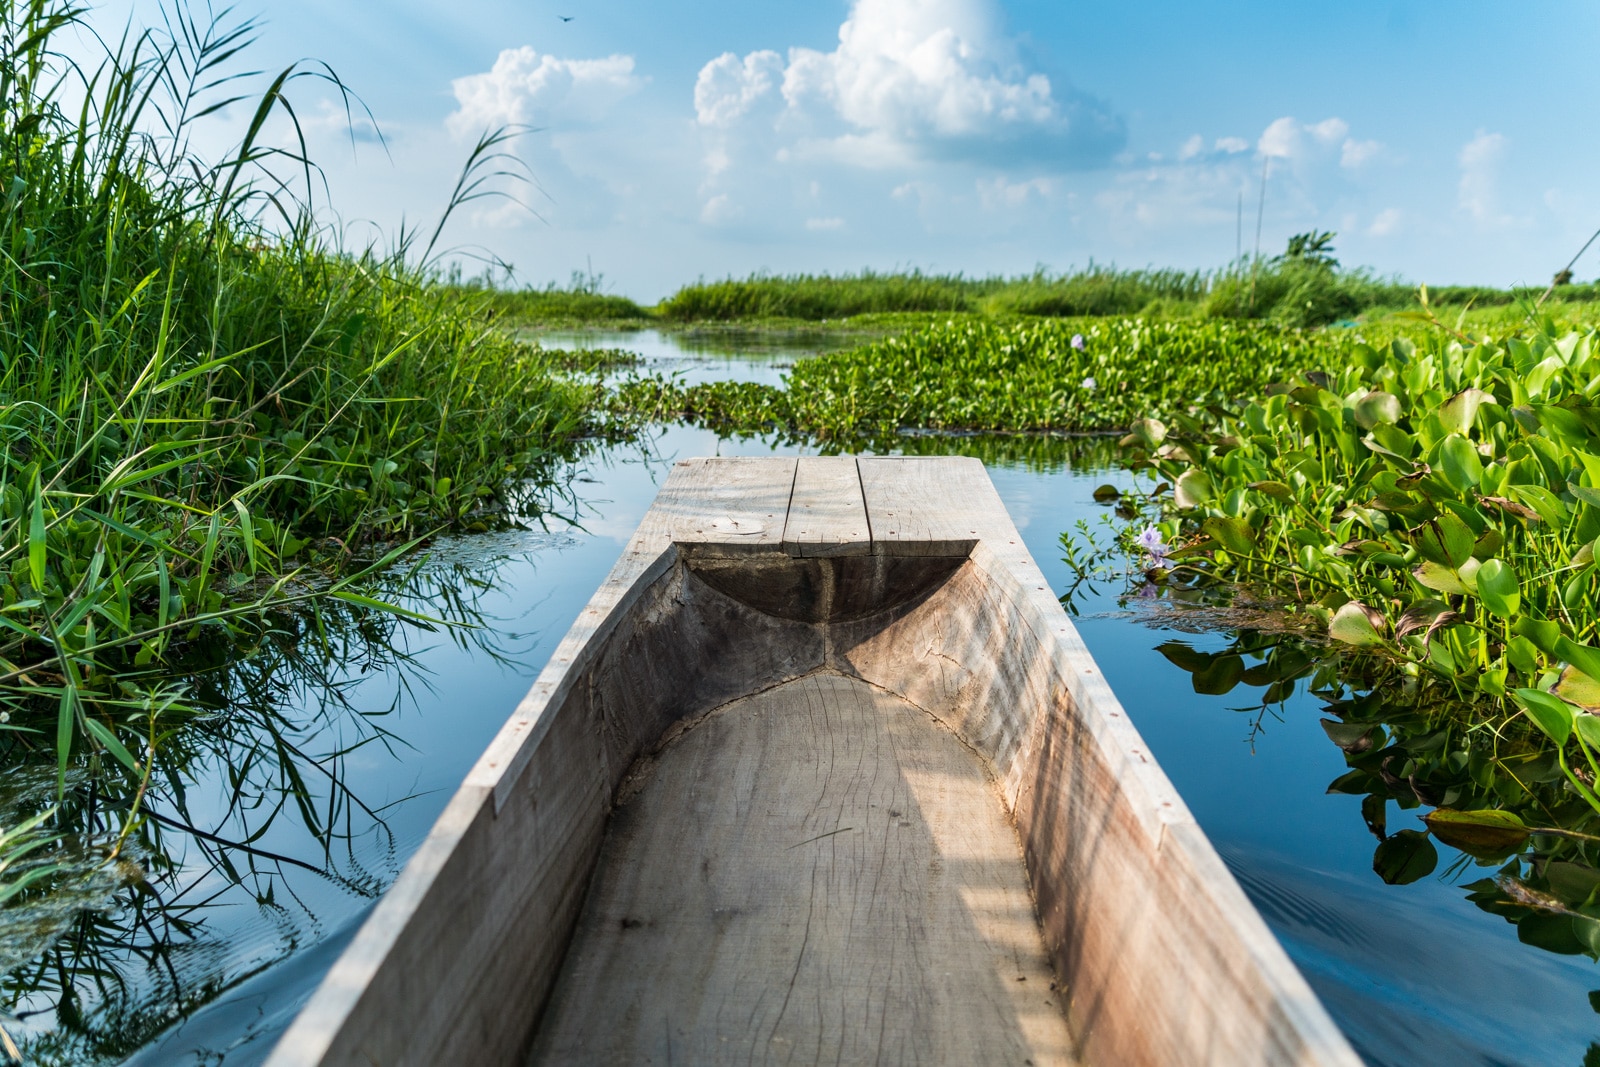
[
  {"xmin": 7, "ymin": 0, "xmax": 1600, "ymax": 1060},
  {"xmin": 0, "ymin": 0, "xmax": 615, "ymax": 1029},
  {"xmin": 485, "ymin": 248, "xmax": 1600, "ymax": 331}
]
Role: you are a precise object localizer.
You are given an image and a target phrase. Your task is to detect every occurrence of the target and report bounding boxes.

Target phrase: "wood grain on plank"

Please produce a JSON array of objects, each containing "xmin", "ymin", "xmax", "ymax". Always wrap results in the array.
[
  {"xmin": 655, "ymin": 456, "xmax": 795, "ymax": 553},
  {"xmin": 782, "ymin": 455, "xmax": 869, "ymax": 556},
  {"xmin": 859, "ymin": 455, "xmax": 997, "ymax": 555},
  {"xmin": 529, "ymin": 672, "xmax": 1075, "ymax": 1066}
]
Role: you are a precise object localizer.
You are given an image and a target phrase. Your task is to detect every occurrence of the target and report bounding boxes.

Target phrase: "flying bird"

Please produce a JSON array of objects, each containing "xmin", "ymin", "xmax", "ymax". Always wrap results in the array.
[{"xmin": 559, "ymin": 14, "xmax": 574, "ymax": 20}]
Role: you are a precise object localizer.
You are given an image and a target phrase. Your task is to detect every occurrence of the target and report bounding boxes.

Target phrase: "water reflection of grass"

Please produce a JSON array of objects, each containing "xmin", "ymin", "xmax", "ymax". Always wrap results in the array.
[{"xmin": 0, "ymin": 542, "xmax": 543, "ymax": 1064}]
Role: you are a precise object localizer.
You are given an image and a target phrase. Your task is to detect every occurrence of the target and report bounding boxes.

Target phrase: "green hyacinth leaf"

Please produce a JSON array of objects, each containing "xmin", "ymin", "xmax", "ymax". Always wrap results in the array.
[
  {"xmin": 1173, "ymin": 468, "xmax": 1213, "ymax": 509},
  {"xmin": 1373, "ymin": 829, "xmax": 1438, "ymax": 885},
  {"xmin": 1413, "ymin": 560, "xmax": 1471, "ymax": 596},
  {"xmin": 1440, "ymin": 433, "xmax": 1484, "ymax": 491},
  {"xmin": 1411, "ymin": 513, "xmax": 1476, "ymax": 569},
  {"xmin": 1353, "ymin": 390, "xmax": 1402, "ymax": 430},
  {"xmin": 1475, "ymin": 558, "xmax": 1520, "ymax": 619},
  {"xmin": 1329, "ymin": 601, "xmax": 1386, "ymax": 647},
  {"xmin": 1556, "ymin": 637, "xmax": 1600, "ymax": 685},
  {"xmin": 1201, "ymin": 516, "xmax": 1256, "ymax": 557},
  {"xmin": 1513, "ymin": 688, "xmax": 1574, "ymax": 747},
  {"xmin": 1556, "ymin": 666, "xmax": 1600, "ymax": 713},
  {"xmin": 1422, "ymin": 808, "xmax": 1529, "ymax": 860}
]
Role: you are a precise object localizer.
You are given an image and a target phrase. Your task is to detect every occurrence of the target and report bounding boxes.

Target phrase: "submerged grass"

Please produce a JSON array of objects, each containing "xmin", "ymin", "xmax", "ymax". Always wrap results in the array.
[{"xmin": 0, "ymin": 0, "xmax": 613, "ymax": 903}]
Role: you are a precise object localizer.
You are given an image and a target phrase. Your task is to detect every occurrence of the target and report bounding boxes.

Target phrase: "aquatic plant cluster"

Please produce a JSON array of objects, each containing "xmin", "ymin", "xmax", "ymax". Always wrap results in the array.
[
  {"xmin": 1152, "ymin": 624, "xmax": 1600, "ymax": 961},
  {"xmin": 1111, "ymin": 312, "xmax": 1600, "ymax": 958},
  {"xmin": 612, "ymin": 318, "xmax": 1344, "ymax": 444},
  {"xmin": 0, "ymin": 0, "xmax": 609, "ymax": 922},
  {"xmin": 1124, "ymin": 321, "xmax": 1600, "ymax": 779}
]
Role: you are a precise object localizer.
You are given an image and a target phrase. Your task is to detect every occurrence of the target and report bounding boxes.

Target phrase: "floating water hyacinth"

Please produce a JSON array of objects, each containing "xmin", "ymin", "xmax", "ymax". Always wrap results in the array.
[
  {"xmin": 1081, "ymin": 376, "xmax": 1097, "ymax": 391},
  {"xmin": 1071, "ymin": 333, "xmax": 1086, "ymax": 350},
  {"xmin": 1135, "ymin": 525, "xmax": 1172, "ymax": 569}
]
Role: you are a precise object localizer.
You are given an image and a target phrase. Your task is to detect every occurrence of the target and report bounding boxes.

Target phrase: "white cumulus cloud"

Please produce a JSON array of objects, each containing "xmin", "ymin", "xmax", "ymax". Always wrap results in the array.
[
  {"xmin": 692, "ymin": 0, "xmax": 1120, "ymax": 168},
  {"xmin": 1307, "ymin": 117, "xmax": 1349, "ymax": 144},
  {"xmin": 1256, "ymin": 115, "xmax": 1380, "ymax": 174},
  {"xmin": 448, "ymin": 47, "xmax": 642, "ymax": 136},
  {"xmin": 1258, "ymin": 117, "xmax": 1300, "ymax": 159},
  {"xmin": 695, "ymin": 50, "xmax": 784, "ymax": 127},
  {"xmin": 1214, "ymin": 136, "xmax": 1249, "ymax": 154}
]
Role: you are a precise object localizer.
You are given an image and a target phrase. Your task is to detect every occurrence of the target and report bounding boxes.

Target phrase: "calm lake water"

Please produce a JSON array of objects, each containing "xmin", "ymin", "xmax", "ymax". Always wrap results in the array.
[{"xmin": 5, "ymin": 329, "xmax": 1597, "ymax": 1066}]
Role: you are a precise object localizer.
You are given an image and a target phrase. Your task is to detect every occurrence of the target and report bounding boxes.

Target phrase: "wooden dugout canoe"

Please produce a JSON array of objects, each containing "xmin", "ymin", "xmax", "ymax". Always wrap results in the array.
[{"xmin": 266, "ymin": 456, "xmax": 1360, "ymax": 1067}]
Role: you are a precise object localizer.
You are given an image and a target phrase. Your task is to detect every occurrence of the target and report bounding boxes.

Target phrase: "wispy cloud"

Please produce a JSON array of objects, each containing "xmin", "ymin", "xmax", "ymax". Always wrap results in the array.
[
  {"xmin": 1458, "ymin": 130, "xmax": 1510, "ymax": 223},
  {"xmin": 1368, "ymin": 207, "xmax": 1402, "ymax": 236}
]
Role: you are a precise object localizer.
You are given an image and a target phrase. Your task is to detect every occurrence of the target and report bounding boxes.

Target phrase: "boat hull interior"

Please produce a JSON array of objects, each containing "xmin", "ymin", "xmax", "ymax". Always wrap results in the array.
[{"xmin": 265, "ymin": 456, "xmax": 1360, "ymax": 1067}]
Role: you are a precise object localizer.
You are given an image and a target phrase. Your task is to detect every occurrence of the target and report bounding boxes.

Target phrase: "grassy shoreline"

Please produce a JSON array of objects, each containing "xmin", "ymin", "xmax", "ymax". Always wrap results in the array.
[{"xmin": 0, "ymin": 0, "xmax": 617, "ymax": 928}]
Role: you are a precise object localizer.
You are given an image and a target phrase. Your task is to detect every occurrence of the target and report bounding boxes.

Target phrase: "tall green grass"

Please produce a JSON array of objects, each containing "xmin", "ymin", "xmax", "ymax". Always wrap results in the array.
[
  {"xmin": 462, "ymin": 269, "xmax": 648, "ymax": 323},
  {"xmin": 657, "ymin": 269, "xmax": 980, "ymax": 321},
  {"xmin": 0, "ymin": 0, "xmax": 609, "ymax": 879},
  {"xmin": 653, "ymin": 267, "xmax": 1213, "ymax": 322},
  {"xmin": 977, "ymin": 266, "xmax": 1208, "ymax": 318}
]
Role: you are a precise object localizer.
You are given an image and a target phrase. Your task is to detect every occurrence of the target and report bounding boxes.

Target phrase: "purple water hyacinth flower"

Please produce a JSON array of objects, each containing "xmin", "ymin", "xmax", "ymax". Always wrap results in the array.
[
  {"xmin": 1070, "ymin": 333, "xmax": 1086, "ymax": 350},
  {"xmin": 1080, "ymin": 376, "xmax": 1097, "ymax": 391},
  {"xmin": 1135, "ymin": 525, "xmax": 1172, "ymax": 569}
]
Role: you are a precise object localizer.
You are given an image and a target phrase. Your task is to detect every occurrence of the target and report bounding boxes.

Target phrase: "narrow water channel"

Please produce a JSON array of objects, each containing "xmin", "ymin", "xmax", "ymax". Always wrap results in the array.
[{"xmin": 4, "ymin": 329, "xmax": 1596, "ymax": 1066}]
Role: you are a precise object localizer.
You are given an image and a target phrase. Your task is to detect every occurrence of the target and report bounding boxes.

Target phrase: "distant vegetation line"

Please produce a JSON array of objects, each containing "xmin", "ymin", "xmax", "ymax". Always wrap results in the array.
[{"xmin": 469, "ymin": 243, "xmax": 1600, "ymax": 328}]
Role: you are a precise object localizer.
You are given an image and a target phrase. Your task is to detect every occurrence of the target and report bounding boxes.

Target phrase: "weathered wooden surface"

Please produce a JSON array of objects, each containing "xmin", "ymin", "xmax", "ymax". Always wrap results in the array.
[
  {"xmin": 835, "ymin": 526, "xmax": 1353, "ymax": 1063},
  {"xmin": 657, "ymin": 456, "xmax": 795, "ymax": 555},
  {"xmin": 268, "ymin": 455, "xmax": 1361, "ymax": 1067},
  {"xmin": 530, "ymin": 673, "xmax": 1074, "ymax": 1065},
  {"xmin": 858, "ymin": 454, "xmax": 990, "ymax": 556},
  {"xmin": 782, "ymin": 455, "xmax": 869, "ymax": 557}
]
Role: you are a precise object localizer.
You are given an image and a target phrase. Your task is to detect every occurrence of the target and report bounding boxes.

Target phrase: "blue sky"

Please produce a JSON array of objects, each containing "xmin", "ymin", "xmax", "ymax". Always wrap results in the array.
[{"xmin": 94, "ymin": 0, "xmax": 1600, "ymax": 298}]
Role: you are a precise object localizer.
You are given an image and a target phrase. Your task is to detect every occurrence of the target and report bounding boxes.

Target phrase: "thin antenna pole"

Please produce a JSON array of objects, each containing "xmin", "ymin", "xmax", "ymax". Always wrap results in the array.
[
  {"xmin": 1236, "ymin": 191, "xmax": 1243, "ymax": 263},
  {"xmin": 1253, "ymin": 157, "xmax": 1268, "ymax": 260},
  {"xmin": 1538, "ymin": 221, "xmax": 1600, "ymax": 307}
]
